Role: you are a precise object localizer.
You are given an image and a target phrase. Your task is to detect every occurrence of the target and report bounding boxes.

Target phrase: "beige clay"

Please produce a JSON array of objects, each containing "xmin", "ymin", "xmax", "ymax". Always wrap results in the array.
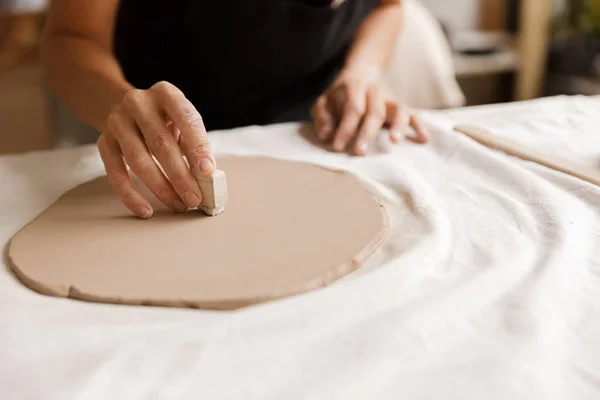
[{"xmin": 8, "ymin": 156, "xmax": 388, "ymax": 310}]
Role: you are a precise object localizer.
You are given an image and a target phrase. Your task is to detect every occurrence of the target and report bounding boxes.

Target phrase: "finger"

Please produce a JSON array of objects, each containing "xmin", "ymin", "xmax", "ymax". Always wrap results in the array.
[
  {"xmin": 385, "ymin": 102, "xmax": 410, "ymax": 144},
  {"xmin": 311, "ymin": 95, "xmax": 335, "ymax": 141},
  {"xmin": 123, "ymin": 86, "xmax": 203, "ymax": 209},
  {"xmin": 332, "ymin": 88, "xmax": 365, "ymax": 152},
  {"xmin": 152, "ymin": 81, "xmax": 215, "ymax": 177},
  {"xmin": 353, "ymin": 87, "xmax": 386, "ymax": 156},
  {"xmin": 165, "ymin": 116, "xmax": 181, "ymax": 143},
  {"xmin": 108, "ymin": 111, "xmax": 187, "ymax": 212},
  {"xmin": 333, "ymin": 110, "xmax": 362, "ymax": 152},
  {"xmin": 408, "ymin": 113, "xmax": 430, "ymax": 144},
  {"xmin": 97, "ymin": 133, "xmax": 153, "ymax": 219}
]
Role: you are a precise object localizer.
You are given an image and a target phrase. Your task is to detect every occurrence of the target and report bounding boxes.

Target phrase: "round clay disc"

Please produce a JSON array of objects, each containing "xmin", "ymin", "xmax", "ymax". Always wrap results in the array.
[{"xmin": 8, "ymin": 156, "xmax": 388, "ymax": 310}]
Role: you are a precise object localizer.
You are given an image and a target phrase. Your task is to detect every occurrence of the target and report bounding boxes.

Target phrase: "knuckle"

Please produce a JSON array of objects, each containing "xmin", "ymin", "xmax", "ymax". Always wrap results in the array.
[
  {"xmin": 314, "ymin": 95, "xmax": 326, "ymax": 109},
  {"xmin": 180, "ymin": 106, "xmax": 203, "ymax": 128},
  {"xmin": 109, "ymin": 103, "xmax": 124, "ymax": 116},
  {"xmin": 152, "ymin": 81, "xmax": 177, "ymax": 96},
  {"xmin": 345, "ymin": 100, "xmax": 364, "ymax": 116},
  {"xmin": 96, "ymin": 134, "xmax": 107, "ymax": 149},
  {"xmin": 168, "ymin": 174, "xmax": 188, "ymax": 191},
  {"xmin": 106, "ymin": 112, "xmax": 120, "ymax": 132},
  {"xmin": 335, "ymin": 126, "xmax": 353, "ymax": 140},
  {"xmin": 120, "ymin": 194, "xmax": 140, "ymax": 211},
  {"xmin": 311, "ymin": 106, "xmax": 323, "ymax": 121},
  {"xmin": 396, "ymin": 103, "xmax": 408, "ymax": 116},
  {"xmin": 122, "ymin": 89, "xmax": 144, "ymax": 110},
  {"xmin": 107, "ymin": 173, "xmax": 126, "ymax": 191},
  {"xmin": 371, "ymin": 107, "xmax": 386, "ymax": 120},
  {"xmin": 126, "ymin": 147, "xmax": 151, "ymax": 170},
  {"xmin": 399, "ymin": 111, "xmax": 411, "ymax": 125},
  {"xmin": 310, "ymin": 101, "xmax": 319, "ymax": 115},
  {"xmin": 153, "ymin": 185, "xmax": 175, "ymax": 202},
  {"xmin": 331, "ymin": 82, "xmax": 348, "ymax": 98},
  {"xmin": 338, "ymin": 81, "xmax": 351, "ymax": 92},
  {"xmin": 149, "ymin": 134, "xmax": 172, "ymax": 155},
  {"xmin": 188, "ymin": 139, "xmax": 211, "ymax": 158},
  {"xmin": 337, "ymin": 132, "xmax": 353, "ymax": 142},
  {"xmin": 368, "ymin": 84, "xmax": 383, "ymax": 97},
  {"xmin": 385, "ymin": 96, "xmax": 399, "ymax": 106}
]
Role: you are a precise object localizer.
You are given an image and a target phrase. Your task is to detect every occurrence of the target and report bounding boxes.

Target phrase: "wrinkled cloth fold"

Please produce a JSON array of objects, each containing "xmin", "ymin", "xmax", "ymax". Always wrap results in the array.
[{"xmin": 1, "ymin": 96, "xmax": 600, "ymax": 399}]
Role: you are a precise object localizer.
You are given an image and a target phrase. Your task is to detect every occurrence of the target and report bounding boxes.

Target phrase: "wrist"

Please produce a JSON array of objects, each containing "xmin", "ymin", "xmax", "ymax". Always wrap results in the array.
[
  {"xmin": 338, "ymin": 63, "xmax": 381, "ymax": 83},
  {"xmin": 97, "ymin": 83, "xmax": 135, "ymax": 132}
]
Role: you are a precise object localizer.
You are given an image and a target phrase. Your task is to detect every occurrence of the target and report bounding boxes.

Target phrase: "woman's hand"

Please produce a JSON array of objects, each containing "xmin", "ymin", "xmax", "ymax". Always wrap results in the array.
[
  {"xmin": 311, "ymin": 66, "xmax": 429, "ymax": 156},
  {"xmin": 97, "ymin": 81, "xmax": 216, "ymax": 219}
]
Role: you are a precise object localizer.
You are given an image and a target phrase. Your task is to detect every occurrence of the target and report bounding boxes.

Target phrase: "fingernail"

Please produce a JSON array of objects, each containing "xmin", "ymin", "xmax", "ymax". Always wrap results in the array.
[
  {"xmin": 198, "ymin": 158, "xmax": 214, "ymax": 173},
  {"xmin": 173, "ymin": 200, "xmax": 188, "ymax": 213},
  {"xmin": 392, "ymin": 130, "xmax": 402, "ymax": 142},
  {"xmin": 183, "ymin": 192, "xmax": 201, "ymax": 208},
  {"xmin": 357, "ymin": 141, "xmax": 367, "ymax": 154},
  {"xmin": 140, "ymin": 207, "xmax": 153, "ymax": 219},
  {"xmin": 333, "ymin": 140, "xmax": 344, "ymax": 152}
]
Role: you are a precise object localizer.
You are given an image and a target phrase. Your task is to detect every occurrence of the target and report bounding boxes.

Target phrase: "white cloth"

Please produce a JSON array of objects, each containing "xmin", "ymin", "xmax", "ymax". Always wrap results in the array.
[
  {"xmin": 2, "ymin": 96, "xmax": 600, "ymax": 400},
  {"xmin": 439, "ymin": 95, "xmax": 600, "ymax": 171}
]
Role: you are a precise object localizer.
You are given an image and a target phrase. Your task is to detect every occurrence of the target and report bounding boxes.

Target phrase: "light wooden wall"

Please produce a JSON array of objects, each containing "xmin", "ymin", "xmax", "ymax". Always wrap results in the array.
[{"xmin": 515, "ymin": 0, "xmax": 552, "ymax": 100}]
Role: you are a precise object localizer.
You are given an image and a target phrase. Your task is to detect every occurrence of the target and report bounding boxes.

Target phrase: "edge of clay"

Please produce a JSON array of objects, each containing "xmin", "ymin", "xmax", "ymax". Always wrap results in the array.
[{"xmin": 6, "ymin": 156, "xmax": 390, "ymax": 311}]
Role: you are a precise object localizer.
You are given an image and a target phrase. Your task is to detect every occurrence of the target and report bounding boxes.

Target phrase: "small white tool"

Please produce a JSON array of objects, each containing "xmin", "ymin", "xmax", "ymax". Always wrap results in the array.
[{"xmin": 193, "ymin": 169, "xmax": 228, "ymax": 216}]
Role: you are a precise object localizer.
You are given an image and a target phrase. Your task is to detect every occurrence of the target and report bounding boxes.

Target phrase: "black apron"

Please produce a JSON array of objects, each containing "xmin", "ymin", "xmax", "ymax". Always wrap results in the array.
[{"xmin": 114, "ymin": 0, "xmax": 380, "ymax": 131}]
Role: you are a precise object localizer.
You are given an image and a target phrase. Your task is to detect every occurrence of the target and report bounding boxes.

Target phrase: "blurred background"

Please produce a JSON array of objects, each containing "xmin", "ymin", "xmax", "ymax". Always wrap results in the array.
[{"xmin": 0, "ymin": 0, "xmax": 598, "ymax": 155}]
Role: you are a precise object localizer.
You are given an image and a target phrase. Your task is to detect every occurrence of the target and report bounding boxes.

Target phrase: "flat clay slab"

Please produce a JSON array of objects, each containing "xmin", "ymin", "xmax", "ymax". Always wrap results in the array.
[{"xmin": 8, "ymin": 156, "xmax": 388, "ymax": 310}]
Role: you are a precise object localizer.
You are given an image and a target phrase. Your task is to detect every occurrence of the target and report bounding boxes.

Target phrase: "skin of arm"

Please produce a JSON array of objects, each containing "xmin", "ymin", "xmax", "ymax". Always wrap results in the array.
[
  {"xmin": 41, "ymin": 0, "xmax": 131, "ymax": 132},
  {"xmin": 41, "ymin": 0, "xmax": 215, "ymax": 219},
  {"xmin": 344, "ymin": 0, "xmax": 404, "ymax": 75},
  {"xmin": 312, "ymin": 0, "xmax": 428, "ymax": 155}
]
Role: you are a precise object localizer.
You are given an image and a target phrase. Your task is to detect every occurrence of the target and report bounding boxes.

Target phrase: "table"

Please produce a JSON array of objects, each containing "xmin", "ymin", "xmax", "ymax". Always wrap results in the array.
[{"xmin": 2, "ymin": 96, "xmax": 600, "ymax": 399}]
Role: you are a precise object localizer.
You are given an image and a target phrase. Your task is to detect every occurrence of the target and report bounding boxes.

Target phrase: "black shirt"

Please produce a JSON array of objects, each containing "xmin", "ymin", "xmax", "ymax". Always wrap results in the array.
[{"xmin": 114, "ymin": 0, "xmax": 379, "ymax": 130}]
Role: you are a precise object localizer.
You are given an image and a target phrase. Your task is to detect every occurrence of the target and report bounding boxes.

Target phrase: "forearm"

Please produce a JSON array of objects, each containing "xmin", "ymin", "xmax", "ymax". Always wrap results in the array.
[
  {"xmin": 343, "ymin": 0, "xmax": 403, "ymax": 76},
  {"xmin": 41, "ymin": 34, "xmax": 133, "ymax": 133}
]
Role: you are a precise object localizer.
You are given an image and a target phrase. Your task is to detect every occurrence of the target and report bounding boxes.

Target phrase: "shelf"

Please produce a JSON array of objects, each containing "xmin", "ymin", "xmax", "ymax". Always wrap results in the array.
[
  {"xmin": 453, "ymin": 47, "xmax": 519, "ymax": 77},
  {"xmin": 450, "ymin": 31, "xmax": 519, "ymax": 77},
  {"xmin": 447, "ymin": 0, "xmax": 552, "ymax": 100}
]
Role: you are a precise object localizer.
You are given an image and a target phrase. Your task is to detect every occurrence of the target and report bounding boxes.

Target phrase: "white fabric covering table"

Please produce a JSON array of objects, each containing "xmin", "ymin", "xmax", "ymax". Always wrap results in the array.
[{"xmin": 2, "ymin": 96, "xmax": 600, "ymax": 399}]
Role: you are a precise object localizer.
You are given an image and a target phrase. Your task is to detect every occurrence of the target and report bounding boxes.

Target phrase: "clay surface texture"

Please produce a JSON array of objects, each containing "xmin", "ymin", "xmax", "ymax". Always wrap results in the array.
[{"xmin": 8, "ymin": 156, "xmax": 388, "ymax": 310}]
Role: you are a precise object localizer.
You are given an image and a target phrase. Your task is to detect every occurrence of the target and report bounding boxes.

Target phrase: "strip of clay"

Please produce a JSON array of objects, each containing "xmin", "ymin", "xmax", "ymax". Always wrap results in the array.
[{"xmin": 454, "ymin": 125, "xmax": 600, "ymax": 187}]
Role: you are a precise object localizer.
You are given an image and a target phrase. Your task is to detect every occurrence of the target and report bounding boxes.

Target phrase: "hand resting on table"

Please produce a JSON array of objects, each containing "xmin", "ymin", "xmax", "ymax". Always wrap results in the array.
[{"xmin": 311, "ymin": 65, "xmax": 429, "ymax": 156}]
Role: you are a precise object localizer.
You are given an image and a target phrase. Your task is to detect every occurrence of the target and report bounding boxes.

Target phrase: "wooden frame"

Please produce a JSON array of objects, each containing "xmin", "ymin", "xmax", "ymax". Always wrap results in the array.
[
  {"xmin": 479, "ymin": 0, "xmax": 552, "ymax": 100},
  {"xmin": 515, "ymin": 0, "xmax": 552, "ymax": 100},
  {"xmin": 480, "ymin": 0, "xmax": 507, "ymax": 30}
]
